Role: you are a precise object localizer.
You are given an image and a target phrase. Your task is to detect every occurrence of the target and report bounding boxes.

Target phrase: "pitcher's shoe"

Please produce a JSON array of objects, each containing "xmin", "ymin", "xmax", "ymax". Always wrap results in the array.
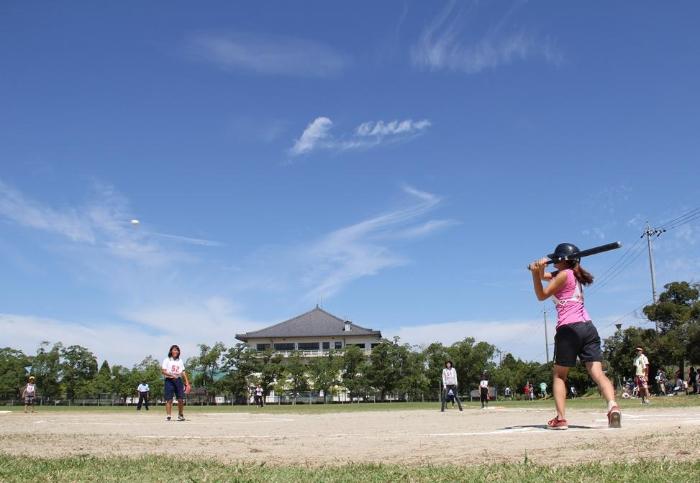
[{"xmin": 177, "ymin": 415, "xmax": 186, "ymax": 421}]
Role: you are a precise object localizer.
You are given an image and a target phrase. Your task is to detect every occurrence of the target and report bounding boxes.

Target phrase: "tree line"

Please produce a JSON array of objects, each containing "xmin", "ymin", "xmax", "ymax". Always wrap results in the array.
[{"xmin": 1, "ymin": 281, "xmax": 697, "ymax": 403}]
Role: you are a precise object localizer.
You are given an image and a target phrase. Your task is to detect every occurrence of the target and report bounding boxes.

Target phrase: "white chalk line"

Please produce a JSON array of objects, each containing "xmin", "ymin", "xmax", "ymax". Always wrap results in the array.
[
  {"xmin": 136, "ymin": 435, "xmax": 281, "ymax": 440},
  {"xmin": 0, "ymin": 411, "xmax": 12, "ymax": 414},
  {"xmin": 421, "ymin": 426, "xmax": 611, "ymax": 437}
]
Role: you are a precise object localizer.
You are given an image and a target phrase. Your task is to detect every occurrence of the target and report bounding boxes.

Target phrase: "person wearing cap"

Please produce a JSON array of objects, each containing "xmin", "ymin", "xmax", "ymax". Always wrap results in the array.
[
  {"xmin": 529, "ymin": 243, "xmax": 621, "ymax": 430},
  {"xmin": 633, "ymin": 347, "xmax": 650, "ymax": 404},
  {"xmin": 21, "ymin": 376, "xmax": 37, "ymax": 413}
]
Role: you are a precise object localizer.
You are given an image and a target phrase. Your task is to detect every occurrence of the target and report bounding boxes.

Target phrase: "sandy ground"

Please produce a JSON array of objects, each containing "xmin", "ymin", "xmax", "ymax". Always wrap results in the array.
[{"xmin": 1, "ymin": 406, "xmax": 700, "ymax": 466}]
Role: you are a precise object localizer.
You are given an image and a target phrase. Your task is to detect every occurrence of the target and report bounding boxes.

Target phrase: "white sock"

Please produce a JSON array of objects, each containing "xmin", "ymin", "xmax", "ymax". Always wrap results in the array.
[{"xmin": 607, "ymin": 400, "xmax": 618, "ymax": 411}]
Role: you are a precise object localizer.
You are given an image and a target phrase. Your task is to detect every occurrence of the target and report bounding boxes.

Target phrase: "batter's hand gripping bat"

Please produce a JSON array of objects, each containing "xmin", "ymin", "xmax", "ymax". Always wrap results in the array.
[{"xmin": 526, "ymin": 241, "xmax": 622, "ymax": 269}]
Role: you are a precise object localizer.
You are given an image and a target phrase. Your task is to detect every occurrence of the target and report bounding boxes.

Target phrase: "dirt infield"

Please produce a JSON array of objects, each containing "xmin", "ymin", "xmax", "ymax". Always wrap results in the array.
[{"xmin": 2, "ymin": 406, "xmax": 699, "ymax": 466}]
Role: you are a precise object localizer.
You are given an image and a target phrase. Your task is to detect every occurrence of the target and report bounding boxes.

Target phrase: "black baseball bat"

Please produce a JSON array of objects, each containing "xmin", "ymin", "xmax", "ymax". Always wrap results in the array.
[{"xmin": 526, "ymin": 241, "xmax": 622, "ymax": 269}]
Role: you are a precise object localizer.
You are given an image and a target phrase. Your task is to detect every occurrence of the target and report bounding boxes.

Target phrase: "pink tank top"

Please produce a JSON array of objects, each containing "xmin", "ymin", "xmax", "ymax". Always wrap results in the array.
[{"xmin": 553, "ymin": 269, "xmax": 590, "ymax": 329}]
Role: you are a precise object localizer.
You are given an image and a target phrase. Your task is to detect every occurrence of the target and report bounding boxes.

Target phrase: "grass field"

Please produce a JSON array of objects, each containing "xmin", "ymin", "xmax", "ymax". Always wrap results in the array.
[
  {"xmin": 3, "ymin": 396, "xmax": 700, "ymax": 482},
  {"xmin": 12, "ymin": 393, "xmax": 700, "ymax": 414},
  {"xmin": 0, "ymin": 456, "xmax": 699, "ymax": 482}
]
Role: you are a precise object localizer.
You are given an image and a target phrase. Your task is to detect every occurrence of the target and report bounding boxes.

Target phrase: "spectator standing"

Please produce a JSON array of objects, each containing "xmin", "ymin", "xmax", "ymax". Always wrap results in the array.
[
  {"xmin": 633, "ymin": 347, "xmax": 650, "ymax": 404},
  {"xmin": 479, "ymin": 374, "xmax": 489, "ymax": 409},
  {"xmin": 254, "ymin": 385, "xmax": 264, "ymax": 407},
  {"xmin": 137, "ymin": 381, "xmax": 150, "ymax": 411},
  {"xmin": 440, "ymin": 360, "xmax": 463, "ymax": 412},
  {"xmin": 688, "ymin": 367, "xmax": 697, "ymax": 395},
  {"xmin": 655, "ymin": 369, "xmax": 667, "ymax": 396}
]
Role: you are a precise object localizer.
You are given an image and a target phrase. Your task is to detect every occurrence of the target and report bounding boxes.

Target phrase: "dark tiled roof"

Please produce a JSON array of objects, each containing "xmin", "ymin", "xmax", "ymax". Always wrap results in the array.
[{"xmin": 235, "ymin": 307, "xmax": 381, "ymax": 341}]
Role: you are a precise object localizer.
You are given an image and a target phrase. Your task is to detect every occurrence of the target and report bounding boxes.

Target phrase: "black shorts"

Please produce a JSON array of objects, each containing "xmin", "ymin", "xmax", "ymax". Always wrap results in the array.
[
  {"xmin": 164, "ymin": 378, "xmax": 184, "ymax": 401},
  {"xmin": 553, "ymin": 321, "xmax": 602, "ymax": 367}
]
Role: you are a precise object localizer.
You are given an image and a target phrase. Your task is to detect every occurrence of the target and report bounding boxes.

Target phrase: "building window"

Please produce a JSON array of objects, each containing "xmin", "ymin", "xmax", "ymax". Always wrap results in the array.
[
  {"xmin": 322, "ymin": 342, "xmax": 330, "ymax": 350},
  {"xmin": 273, "ymin": 343, "xmax": 295, "ymax": 351},
  {"xmin": 351, "ymin": 343, "xmax": 366, "ymax": 349},
  {"xmin": 256, "ymin": 344, "xmax": 270, "ymax": 351},
  {"xmin": 371, "ymin": 343, "xmax": 380, "ymax": 349},
  {"xmin": 334, "ymin": 341, "xmax": 343, "ymax": 350},
  {"xmin": 298, "ymin": 342, "xmax": 320, "ymax": 351}
]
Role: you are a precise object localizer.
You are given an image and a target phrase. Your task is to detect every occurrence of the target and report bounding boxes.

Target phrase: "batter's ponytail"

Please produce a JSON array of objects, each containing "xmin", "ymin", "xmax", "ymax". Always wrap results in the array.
[{"xmin": 566, "ymin": 261, "xmax": 594, "ymax": 286}]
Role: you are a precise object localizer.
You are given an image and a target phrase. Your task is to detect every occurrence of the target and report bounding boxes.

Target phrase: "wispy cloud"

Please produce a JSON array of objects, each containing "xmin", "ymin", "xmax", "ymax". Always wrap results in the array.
[
  {"xmin": 1, "ymin": 298, "xmax": 266, "ymax": 365},
  {"xmin": 289, "ymin": 117, "xmax": 431, "ymax": 156},
  {"xmin": 411, "ymin": 1, "xmax": 562, "ymax": 74},
  {"xmin": 186, "ymin": 33, "xmax": 348, "ymax": 77},
  {"xmin": 0, "ymin": 179, "xmax": 222, "ymax": 266},
  {"xmin": 232, "ymin": 186, "xmax": 454, "ymax": 301},
  {"xmin": 290, "ymin": 117, "xmax": 334, "ymax": 155}
]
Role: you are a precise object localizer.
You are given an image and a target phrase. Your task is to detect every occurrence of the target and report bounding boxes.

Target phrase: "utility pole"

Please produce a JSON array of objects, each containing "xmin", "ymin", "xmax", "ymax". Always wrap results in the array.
[
  {"xmin": 640, "ymin": 221, "xmax": 666, "ymax": 332},
  {"xmin": 642, "ymin": 222, "xmax": 665, "ymax": 332},
  {"xmin": 543, "ymin": 306, "xmax": 549, "ymax": 364}
]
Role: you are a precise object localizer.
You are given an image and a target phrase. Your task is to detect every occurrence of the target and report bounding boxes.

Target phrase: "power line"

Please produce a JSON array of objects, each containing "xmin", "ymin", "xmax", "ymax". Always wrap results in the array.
[
  {"xmin": 589, "ymin": 241, "xmax": 647, "ymax": 294},
  {"xmin": 658, "ymin": 207, "xmax": 700, "ymax": 231},
  {"xmin": 599, "ymin": 299, "xmax": 653, "ymax": 333}
]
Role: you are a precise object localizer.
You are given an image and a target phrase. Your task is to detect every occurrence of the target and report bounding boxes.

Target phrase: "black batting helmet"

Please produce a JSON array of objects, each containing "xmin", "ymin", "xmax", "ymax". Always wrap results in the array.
[{"xmin": 548, "ymin": 243, "xmax": 580, "ymax": 262}]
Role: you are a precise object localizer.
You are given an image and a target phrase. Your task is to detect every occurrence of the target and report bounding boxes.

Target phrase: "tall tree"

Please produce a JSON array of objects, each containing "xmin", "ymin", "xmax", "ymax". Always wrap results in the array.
[
  {"xmin": 110, "ymin": 365, "xmax": 133, "ymax": 402},
  {"xmin": 422, "ymin": 342, "xmax": 450, "ymax": 398},
  {"xmin": 396, "ymin": 348, "xmax": 429, "ymax": 401},
  {"xmin": 187, "ymin": 342, "xmax": 226, "ymax": 397},
  {"xmin": 0, "ymin": 348, "xmax": 30, "ymax": 399},
  {"xmin": 341, "ymin": 345, "xmax": 369, "ymax": 402},
  {"xmin": 133, "ymin": 356, "xmax": 164, "ymax": 398},
  {"xmin": 308, "ymin": 352, "xmax": 341, "ymax": 403},
  {"xmin": 60, "ymin": 345, "xmax": 98, "ymax": 400},
  {"xmin": 93, "ymin": 360, "xmax": 113, "ymax": 397},
  {"xmin": 366, "ymin": 338, "xmax": 414, "ymax": 400},
  {"xmin": 448, "ymin": 338, "xmax": 496, "ymax": 391},
  {"xmin": 644, "ymin": 281, "xmax": 700, "ymax": 374},
  {"xmin": 256, "ymin": 349, "xmax": 285, "ymax": 398},
  {"xmin": 285, "ymin": 352, "xmax": 309, "ymax": 402},
  {"xmin": 603, "ymin": 326, "xmax": 658, "ymax": 384},
  {"xmin": 31, "ymin": 341, "xmax": 62, "ymax": 400},
  {"xmin": 221, "ymin": 344, "xmax": 257, "ymax": 402}
]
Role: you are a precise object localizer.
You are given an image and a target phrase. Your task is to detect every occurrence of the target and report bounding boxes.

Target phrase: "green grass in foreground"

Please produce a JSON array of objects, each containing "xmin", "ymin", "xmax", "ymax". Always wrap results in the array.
[
  {"xmin": 0, "ymin": 455, "xmax": 698, "ymax": 482},
  {"xmin": 12, "ymin": 394, "xmax": 700, "ymax": 414}
]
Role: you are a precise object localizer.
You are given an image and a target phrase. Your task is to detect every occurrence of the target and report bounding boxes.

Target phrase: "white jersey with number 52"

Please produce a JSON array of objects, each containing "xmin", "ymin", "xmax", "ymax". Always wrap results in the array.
[{"xmin": 162, "ymin": 357, "xmax": 185, "ymax": 377}]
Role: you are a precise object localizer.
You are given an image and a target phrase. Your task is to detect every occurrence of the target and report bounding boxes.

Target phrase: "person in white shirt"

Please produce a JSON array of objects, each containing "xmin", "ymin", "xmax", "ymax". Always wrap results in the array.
[
  {"xmin": 504, "ymin": 386, "xmax": 512, "ymax": 399},
  {"xmin": 479, "ymin": 374, "xmax": 489, "ymax": 409},
  {"xmin": 162, "ymin": 345, "xmax": 191, "ymax": 421},
  {"xmin": 633, "ymin": 347, "xmax": 650, "ymax": 404},
  {"xmin": 441, "ymin": 360, "xmax": 463, "ymax": 412},
  {"xmin": 254, "ymin": 385, "xmax": 264, "ymax": 407},
  {"xmin": 22, "ymin": 376, "xmax": 37, "ymax": 413},
  {"xmin": 136, "ymin": 381, "xmax": 150, "ymax": 411}
]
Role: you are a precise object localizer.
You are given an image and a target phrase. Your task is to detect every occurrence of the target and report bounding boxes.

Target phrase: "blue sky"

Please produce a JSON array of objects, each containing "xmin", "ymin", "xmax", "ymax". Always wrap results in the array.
[{"xmin": 1, "ymin": 1, "xmax": 699, "ymax": 364}]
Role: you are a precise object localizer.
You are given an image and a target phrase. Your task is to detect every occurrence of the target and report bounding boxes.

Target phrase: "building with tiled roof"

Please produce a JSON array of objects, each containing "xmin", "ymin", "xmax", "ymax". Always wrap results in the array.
[{"xmin": 235, "ymin": 306, "xmax": 382, "ymax": 356}]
